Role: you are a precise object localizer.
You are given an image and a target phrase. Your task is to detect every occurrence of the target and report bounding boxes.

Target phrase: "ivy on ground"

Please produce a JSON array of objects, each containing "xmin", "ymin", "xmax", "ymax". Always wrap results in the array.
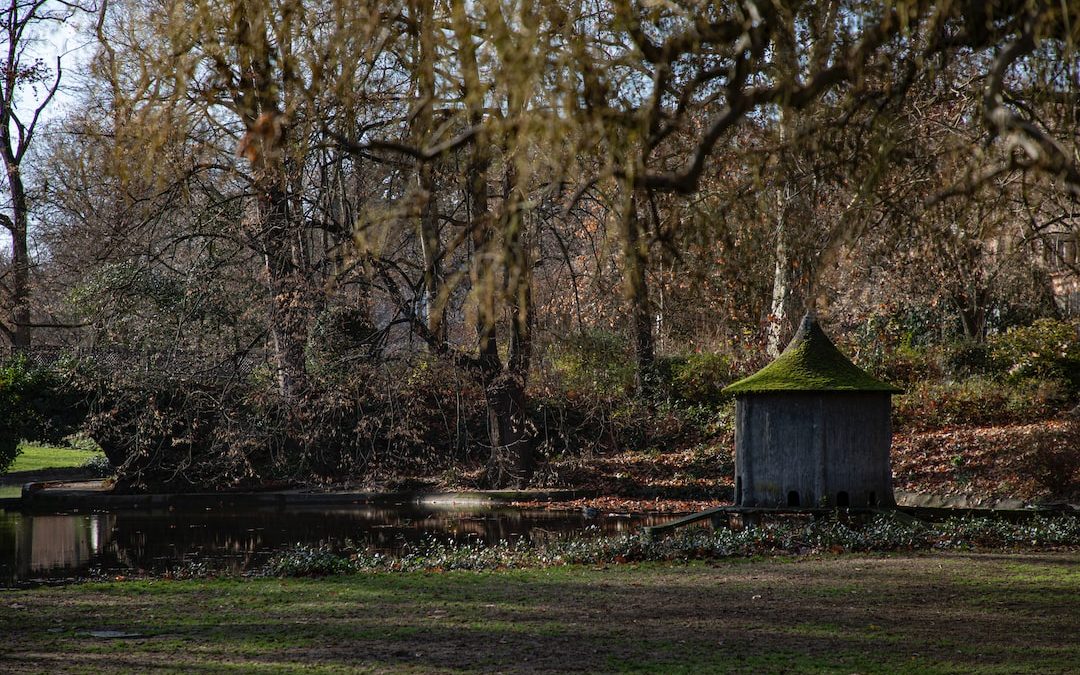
[{"xmin": 259, "ymin": 513, "xmax": 1080, "ymax": 577}]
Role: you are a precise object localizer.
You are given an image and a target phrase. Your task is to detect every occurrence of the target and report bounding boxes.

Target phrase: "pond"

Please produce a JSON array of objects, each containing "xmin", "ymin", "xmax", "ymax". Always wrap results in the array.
[{"xmin": 0, "ymin": 502, "xmax": 673, "ymax": 585}]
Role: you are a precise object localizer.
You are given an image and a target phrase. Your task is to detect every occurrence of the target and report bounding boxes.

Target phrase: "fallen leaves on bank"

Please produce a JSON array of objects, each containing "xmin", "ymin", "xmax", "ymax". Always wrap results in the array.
[{"xmin": 891, "ymin": 419, "xmax": 1080, "ymax": 503}]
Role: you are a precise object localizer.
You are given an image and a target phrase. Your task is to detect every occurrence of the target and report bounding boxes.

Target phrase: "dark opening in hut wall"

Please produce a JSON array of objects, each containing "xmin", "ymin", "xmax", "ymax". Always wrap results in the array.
[{"xmin": 724, "ymin": 313, "xmax": 902, "ymax": 509}]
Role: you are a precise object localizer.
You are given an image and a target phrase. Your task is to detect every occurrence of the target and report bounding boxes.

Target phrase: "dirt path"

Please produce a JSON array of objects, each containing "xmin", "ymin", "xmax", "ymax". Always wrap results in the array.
[{"xmin": 2, "ymin": 552, "xmax": 1078, "ymax": 673}]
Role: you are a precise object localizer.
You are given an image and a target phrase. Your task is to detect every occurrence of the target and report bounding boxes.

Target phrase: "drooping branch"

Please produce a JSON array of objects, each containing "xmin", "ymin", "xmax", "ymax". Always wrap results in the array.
[
  {"xmin": 981, "ymin": 15, "xmax": 1080, "ymax": 198},
  {"xmin": 331, "ymin": 125, "xmax": 482, "ymax": 162},
  {"xmin": 638, "ymin": 2, "xmax": 928, "ymax": 194}
]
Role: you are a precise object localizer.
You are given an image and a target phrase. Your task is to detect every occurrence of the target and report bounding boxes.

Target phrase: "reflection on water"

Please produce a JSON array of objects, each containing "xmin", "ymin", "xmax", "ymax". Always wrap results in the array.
[
  {"xmin": 0, "ymin": 503, "xmax": 671, "ymax": 584},
  {"xmin": 0, "ymin": 512, "xmax": 115, "ymax": 584}
]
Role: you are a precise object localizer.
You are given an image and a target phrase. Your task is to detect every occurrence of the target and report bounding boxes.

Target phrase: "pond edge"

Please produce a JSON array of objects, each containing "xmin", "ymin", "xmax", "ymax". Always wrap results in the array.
[{"xmin": 6, "ymin": 481, "xmax": 599, "ymax": 513}]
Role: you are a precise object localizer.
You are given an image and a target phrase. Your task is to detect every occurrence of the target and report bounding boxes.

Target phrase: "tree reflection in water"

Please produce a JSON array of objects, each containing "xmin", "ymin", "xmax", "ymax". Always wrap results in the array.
[{"xmin": 0, "ymin": 504, "xmax": 666, "ymax": 584}]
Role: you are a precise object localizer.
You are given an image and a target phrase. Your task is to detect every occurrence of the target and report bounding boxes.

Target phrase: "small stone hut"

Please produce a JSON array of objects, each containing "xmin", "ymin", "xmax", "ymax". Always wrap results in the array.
[{"xmin": 722, "ymin": 313, "xmax": 902, "ymax": 509}]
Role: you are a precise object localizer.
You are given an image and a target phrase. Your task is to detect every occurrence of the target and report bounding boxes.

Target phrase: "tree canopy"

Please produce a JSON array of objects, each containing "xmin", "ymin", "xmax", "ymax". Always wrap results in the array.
[{"xmin": 1, "ymin": 0, "xmax": 1078, "ymax": 487}]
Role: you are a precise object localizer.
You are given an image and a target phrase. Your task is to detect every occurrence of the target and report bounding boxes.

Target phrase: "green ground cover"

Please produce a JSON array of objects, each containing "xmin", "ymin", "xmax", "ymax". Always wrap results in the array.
[
  {"xmin": 4, "ymin": 443, "xmax": 103, "ymax": 474},
  {"xmin": 2, "ymin": 553, "xmax": 1077, "ymax": 673}
]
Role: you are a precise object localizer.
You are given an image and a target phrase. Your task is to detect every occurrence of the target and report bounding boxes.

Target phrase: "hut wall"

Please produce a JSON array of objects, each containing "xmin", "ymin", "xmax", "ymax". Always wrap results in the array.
[{"xmin": 734, "ymin": 392, "xmax": 894, "ymax": 508}]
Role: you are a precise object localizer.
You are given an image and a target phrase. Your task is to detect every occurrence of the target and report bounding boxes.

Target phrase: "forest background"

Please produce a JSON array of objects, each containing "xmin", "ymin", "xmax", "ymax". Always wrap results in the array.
[{"xmin": 0, "ymin": 0, "xmax": 1078, "ymax": 500}]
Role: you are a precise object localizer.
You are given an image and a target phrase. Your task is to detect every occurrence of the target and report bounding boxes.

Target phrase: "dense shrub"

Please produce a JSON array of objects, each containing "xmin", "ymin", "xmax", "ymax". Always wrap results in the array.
[
  {"xmin": 882, "ymin": 318, "xmax": 1079, "ymax": 431},
  {"xmin": 80, "ymin": 354, "xmax": 495, "ymax": 491},
  {"xmin": 657, "ymin": 352, "xmax": 732, "ymax": 405},
  {"xmin": 1024, "ymin": 421, "xmax": 1080, "ymax": 499},
  {"xmin": 0, "ymin": 362, "xmax": 35, "ymax": 471},
  {"xmin": 296, "ymin": 357, "xmax": 489, "ymax": 479},
  {"xmin": 74, "ymin": 342, "xmax": 734, "ymax": 492},
  {"xmin": 19, "ymin": 316, "xmax": 1075, "ymax": 493},
  {"xmin": 941, "ymin": 340, "xmax": 997, "ymax": 379},
  {"xmin": 540, "ymin": 332, "xmax": 650, "ymax": 458},
  {"xmin": 531, "ymin": 395, "xmax": 718, "ymax": 461},
  {"xmin": 530, "ymin": 394, "xmax": 635, "ymax": 457},
  {"xmin": 990, "ymin": 318, "xmax": 1080, "ymax": 388},
  {"xmin": 535, "ymin": 350, "xmax": 733, "ymax": 460},
  {"xmin": 0, "ymin": 357, "xmax": 87, "ymax": 472},
  {"xmin": 840, "ymin": 315, "xmax": 946, "ymax": 387},
  {"xmin": 893, "ymin": 377, "xmax": 1073, "ymax": 431},
  {"xmin": 875, "ymin": 345, "xmax": 942, "ymax": 387},
  {"xmin": 848, "ymin": 307, "xmax": 959, "ymax": 356},
  {"xmin": 82, "ymin": 452, "xmax": 114, "ymax": 478},
  {"xmin": 307, "ymin": 305, "xmax": 382, "ymax": 369},
  {"xmin": 549, "ymin": 330, "xmax": 634, "ymax": 400},
  {"xmin": 84, "ymin": 376, "xmax": 265, "ymax": 491},
  {"xmin": 863, "ymin": 328, "xmax": 1078, "ymax": 392}
]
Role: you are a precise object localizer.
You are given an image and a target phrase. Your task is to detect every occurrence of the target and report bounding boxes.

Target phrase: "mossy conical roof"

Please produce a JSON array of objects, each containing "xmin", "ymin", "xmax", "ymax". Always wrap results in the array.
[{"xmin": 722, "ymin": 313, "xmax": 902, "ymax": 395}]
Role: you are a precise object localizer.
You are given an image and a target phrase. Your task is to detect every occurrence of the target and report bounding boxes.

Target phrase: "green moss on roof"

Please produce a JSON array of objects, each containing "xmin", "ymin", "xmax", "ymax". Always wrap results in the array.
[{"xmin": 722, "ymin": 313, "xmax": 902, "ymax": 395}]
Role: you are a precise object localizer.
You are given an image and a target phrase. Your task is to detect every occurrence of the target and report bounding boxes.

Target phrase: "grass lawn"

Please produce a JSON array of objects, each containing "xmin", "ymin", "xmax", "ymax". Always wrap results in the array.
[
  {"xmin": 2, "ymin": 552, "xmax": 1078, "ymax": 673},
  {"xmin": 4, "ymin": 443, "xmax": 104, "ymax": 474}
]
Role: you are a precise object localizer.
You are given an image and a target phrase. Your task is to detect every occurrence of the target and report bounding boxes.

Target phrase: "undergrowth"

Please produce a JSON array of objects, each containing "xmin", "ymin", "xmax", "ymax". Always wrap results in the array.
[{"xmin": 259, "ymin": 513, "xmax": 1080, "ymax": 577}]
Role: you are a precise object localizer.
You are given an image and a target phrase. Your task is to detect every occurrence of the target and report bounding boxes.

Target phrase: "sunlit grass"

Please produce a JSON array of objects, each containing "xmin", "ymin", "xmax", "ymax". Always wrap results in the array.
[{"xmin": 5, "ymin": 443, "xmax": 104, "ymax": 474}]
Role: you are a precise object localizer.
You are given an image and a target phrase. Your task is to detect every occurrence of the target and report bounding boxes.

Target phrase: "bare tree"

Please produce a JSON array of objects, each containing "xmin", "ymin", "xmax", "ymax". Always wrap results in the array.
[{"xmin": 0, "ymin": 0, "xmax": 86, "ymax": 350}]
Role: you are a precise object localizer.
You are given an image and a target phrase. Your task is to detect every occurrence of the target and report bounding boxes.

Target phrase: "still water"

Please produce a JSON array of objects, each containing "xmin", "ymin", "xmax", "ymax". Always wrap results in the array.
[{"xmin": 0, "ymin": 503, "xmax": 671, "ymax": 585}]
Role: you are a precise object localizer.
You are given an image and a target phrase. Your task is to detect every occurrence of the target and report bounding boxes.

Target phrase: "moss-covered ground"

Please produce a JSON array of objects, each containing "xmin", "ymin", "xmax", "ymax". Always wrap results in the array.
[{"xmin": 3, "ymin": 552, "xmax": 1078, "ymax": 673}]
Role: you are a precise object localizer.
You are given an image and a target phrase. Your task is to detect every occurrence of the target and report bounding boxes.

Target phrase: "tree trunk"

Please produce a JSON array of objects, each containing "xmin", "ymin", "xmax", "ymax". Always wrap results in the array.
[
  {"xmin": 765, "ymin": 20, "xmax": 808, "ymax": 358},
  {"xmin": 766, "ymin": 224, "xmax": 789, "ymax": 357},
  {"xmin": 766, "ymin": 208, "xmax": 806, "ymax": 357},
  {"xmin": 412, "ymin": 0, "xmax": 443, "ymax": 344},
  {"xmin": 458, "ymin": 56, "xmax": 526, "ymax": 488},
  {"xmin": 260, "ymin": 184, "xmax": 308, "ymax": 397},
  {"xmin": 239, "ymin": 116, "xmax": 311, "ymax": 401},
  {"xmin": 484, "ymin": 369, "xmax": 532, "ymax": 488},
  {"xmin": 5, "ymin": 168, "xmax": 30, "ymax": 352},
  {"xmin": 452, "ymin": 4, "xmax": 536, "ymax": 485},
  {"xmin": 231, "ymin": 2, "xmax": 310, "ymax": 400},
  {"xmin": 623, "ymin": 190, "xmax": 655, "ymax": 397},
  {"xmin": 954, "ymin": 290, "xmax": 989, "ymax": 342},
  {"xmin": 486, "ymin": 154, "xmax": 534, "ymax": 488},
  {"xmin": 476, "ymin": 144, "xmax": 535, "ymax": 488},
  {"xmin": 0, "ymin": 3, "xmax": 58, "ymax": 354}
]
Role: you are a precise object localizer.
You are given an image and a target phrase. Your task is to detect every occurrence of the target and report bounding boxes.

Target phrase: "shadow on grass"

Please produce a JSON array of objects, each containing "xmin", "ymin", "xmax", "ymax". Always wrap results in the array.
[{"xmin": 3, "ymin": 553, "xmax": 1079, "ymax": 673}]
